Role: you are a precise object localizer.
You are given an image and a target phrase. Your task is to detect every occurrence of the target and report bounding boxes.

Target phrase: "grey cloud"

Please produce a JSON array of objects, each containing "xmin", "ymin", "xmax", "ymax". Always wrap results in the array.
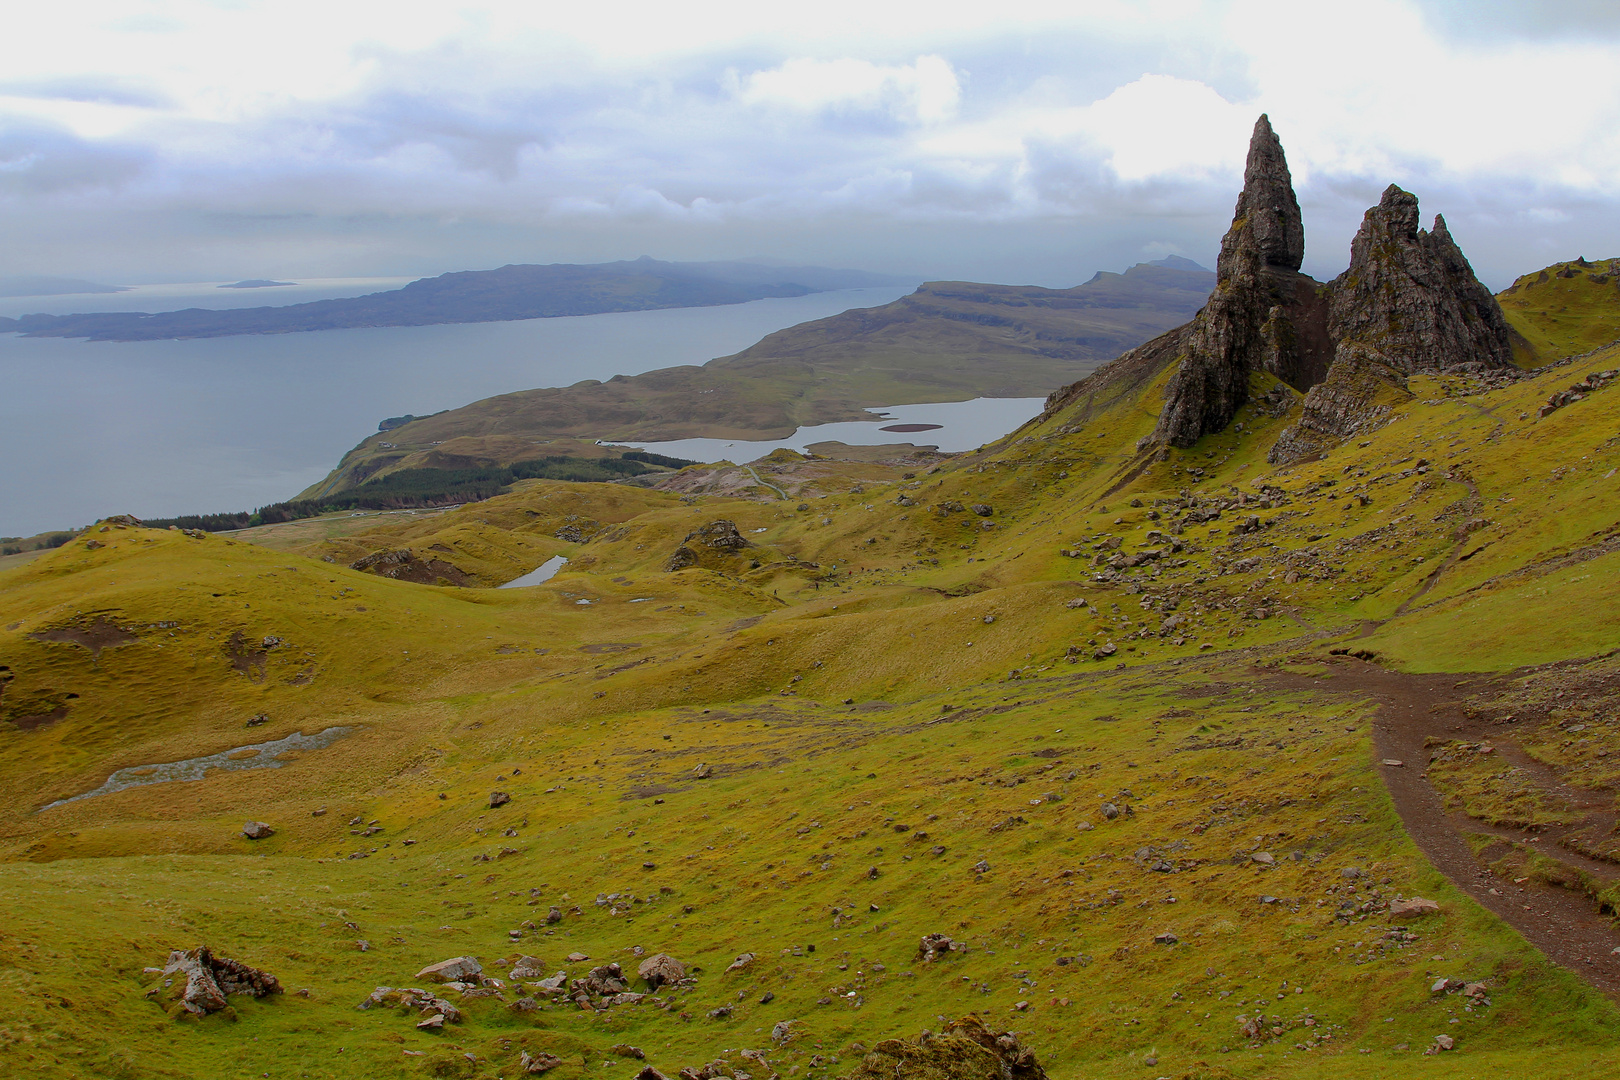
[
  {"xmin": 0, "ymin": 121, "xmax": 149, "ymax": 195},
  {"xmin": 0, "ymin": 76, "xmax": 173, "ymax": 109},
  {"xmin": 1412, "ymin": 0, "xmax": 1620, "ymax": 41}
]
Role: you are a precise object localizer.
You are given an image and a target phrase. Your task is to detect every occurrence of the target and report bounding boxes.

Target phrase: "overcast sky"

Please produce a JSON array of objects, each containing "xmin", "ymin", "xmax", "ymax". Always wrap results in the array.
[{"xmin": 3, "ymin": 0, "xmax": 1619, "ymax": 290}]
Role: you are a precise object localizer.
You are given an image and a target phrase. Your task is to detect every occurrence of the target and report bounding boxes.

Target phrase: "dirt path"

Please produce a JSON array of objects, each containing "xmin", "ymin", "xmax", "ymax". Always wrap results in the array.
[{"xmin": 1265, "ymin": 658, "xmax": 1620, "ymax": 999}]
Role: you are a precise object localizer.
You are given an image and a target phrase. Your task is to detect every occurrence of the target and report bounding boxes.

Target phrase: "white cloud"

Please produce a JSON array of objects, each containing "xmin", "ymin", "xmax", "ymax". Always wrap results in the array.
[{"xmin": 730, "ymin": 56, "xmax": 960, "ymax": 125}]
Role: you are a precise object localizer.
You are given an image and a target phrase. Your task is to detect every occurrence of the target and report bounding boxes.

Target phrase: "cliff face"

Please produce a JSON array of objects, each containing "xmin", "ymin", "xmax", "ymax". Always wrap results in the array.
[{"xmin": 1138, "ymin": 117, "xmax": 1514, "ymax": 461}]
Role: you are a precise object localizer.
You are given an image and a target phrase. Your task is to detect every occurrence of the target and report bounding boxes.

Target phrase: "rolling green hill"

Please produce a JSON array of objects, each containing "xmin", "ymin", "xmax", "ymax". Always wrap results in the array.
[{"xmin": 1, "ymin": 252, "xmax": 1619, "ymax": 1078}]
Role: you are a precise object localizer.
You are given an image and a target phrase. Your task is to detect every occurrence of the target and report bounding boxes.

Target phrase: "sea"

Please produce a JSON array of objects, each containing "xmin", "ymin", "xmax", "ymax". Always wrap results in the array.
[{"xmin": 0, "ymin": 280, "xmax": 1042, "ymax": 538}]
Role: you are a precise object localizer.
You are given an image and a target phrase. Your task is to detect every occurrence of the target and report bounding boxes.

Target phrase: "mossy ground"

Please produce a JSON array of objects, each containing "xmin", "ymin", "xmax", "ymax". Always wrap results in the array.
[{"xmin": 3, "ymin": 279, "xmax": 1620, "ymax": 1078}]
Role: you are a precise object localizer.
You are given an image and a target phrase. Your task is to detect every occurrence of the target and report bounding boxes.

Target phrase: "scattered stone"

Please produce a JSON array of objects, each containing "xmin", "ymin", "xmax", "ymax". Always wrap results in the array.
[
  {"xmin": 415, "ymin": 957, "xmax": 483, "ymax": 984},
  {"xmin": 726, "ymin": 952, "xmax": 756, "ymax": 973},
  {"xmin": 693, "ymin": 763, "xmax": 713, "ymax": 779},
  {"xmin": 760, "ymin": 990, "xmax": 775, "ymax": 1004},
  {"xmin": 972, "ymin": 860, "xmax": 990, "ymax": 874},
  {"xmin": 843, "ymin": 1015, "xmax": 1048, "ymax": 1080},
  {"xmin": 708, "ymin": 1005, "xmax": 733, "ymax": 1019},
  {"xmin": 1154, "ymin": 932, "xmax": 1179, "ymax": 945},
  {"xmin": 637, "ymin": 953, "xmax": 685, "ymax": 989},
  {"xmin": 772, "ymin": 1019, "xmax": 797, "ymax": 1043},
  {"xmin": 508, "ymin": 996, "xmax": 539, "ymax": 1013},
  {"xmin": 612, "ymin": 1044, "xmax": 647, "ymax": 1060},
  {"xmin": 546, "ymin": 906, "xmax": 563, "ymax": 924},
  {"xmin": 1251, "ymin": 851, "xmax": 1275, "ymax": 865},
  {"xmin": 917, "ymin": 933, "xmax": 962, "ymax": 962},
  {"xmin": 489, "ymin": 791, "xmax": 511, "ymax": 808},
  {"xmin": 1339, "ymin": 866, "xmax": 1363, "ymax": 880},
  {"xmin": 636, "ymin": 1069, "xmax": 671, "ymax": 1080},
  {"xmin": 417, "ymin": 1013, "xmax": 445, "ymax": 1030},
  {"xmin": 1100, "ymin": 803, "xmax": 1120, "ymax": 820},
  {"xmin": 971, "ymin": 504, "xmax": 994, "ymax": 517},
  {"xmin": 1434, "ymin": 1035, "xmax": 1454, "ymax": 1051},
  {"xmin": 241, "ymin": 821, "xmax": 274, "ymax": 840},
  {"xmin": 566, "ymin": 952, "xmax": 590, "ymax": 963},
  {"xmin": 1381, "ymin": 759, "xmax": 1404, "ymax": 767}
]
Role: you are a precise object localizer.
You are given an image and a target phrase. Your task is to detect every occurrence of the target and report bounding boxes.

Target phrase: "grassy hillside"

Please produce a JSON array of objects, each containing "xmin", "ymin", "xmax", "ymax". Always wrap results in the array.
[
  {"xmin": 298, "ymin": 260, "xmax": 1214, "ymax": 500},
  {"xmin": 1498, "ymin": 256, "xmax": 1620, "ymax": 360},
  {"xmin": 2, "ymin": 263, "xmax": 1620, "ymax": 1079}
]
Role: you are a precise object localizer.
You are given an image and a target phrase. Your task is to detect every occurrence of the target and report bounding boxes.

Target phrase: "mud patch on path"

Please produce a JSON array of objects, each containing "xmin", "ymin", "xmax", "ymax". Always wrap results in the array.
[{"xmin": 27, "ymin": 615, "xmax": 138, "ymax": 659}]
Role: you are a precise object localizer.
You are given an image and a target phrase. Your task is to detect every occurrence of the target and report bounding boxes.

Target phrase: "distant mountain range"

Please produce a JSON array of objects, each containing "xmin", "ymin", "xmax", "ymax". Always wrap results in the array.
[
  {"xmin": 0, "ymin": 258, "xmax": 914, "ymax": 341},
  {"xmin": 0, "ymin": 276, "xmax": 129, "ymax": 298}
]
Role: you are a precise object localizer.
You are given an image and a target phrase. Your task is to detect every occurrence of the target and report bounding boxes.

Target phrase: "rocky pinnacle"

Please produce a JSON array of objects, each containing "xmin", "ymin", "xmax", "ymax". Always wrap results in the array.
[
  {"xmin": 1144, "ymin": 114, "xmax": 1314, "ymax": 449},
  {"xmin": 1240, "ymin": 114, "xmax": 1305, "ymax": 272}
]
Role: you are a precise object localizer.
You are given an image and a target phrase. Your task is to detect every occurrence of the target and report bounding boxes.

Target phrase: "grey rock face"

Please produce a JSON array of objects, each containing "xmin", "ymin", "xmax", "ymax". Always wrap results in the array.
[
  {"xmin": 1268, "ymin": 185, "xmax": 1514, "ymax": 463},
  {"xmin": 1240, "ymin": 114, "xmax": 1305, "ymax": 272},
  {"xmin": 1326, "ymin": 187, "xmax": 1513, "ymax": 374}
]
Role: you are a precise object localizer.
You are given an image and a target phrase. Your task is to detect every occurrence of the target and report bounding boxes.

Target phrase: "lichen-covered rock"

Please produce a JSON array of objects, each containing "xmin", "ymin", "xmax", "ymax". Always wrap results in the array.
[
  {"xmin": 157, "ymin": 946, "xmax": 282, "ymax": 1016},
  {"xmin": 415, "ymin": 956, "xmax": 483, "ymax": 983},
  {"xmin": 664, "ymin": 546, "xmax": 697, "ymax": 572},
  {"xmin": 685, "ymin": 520, "xmax": 749, "ymax": 550},
  {"xmin": 841, "ymin": 1015, "xmax": 1048, "ymax": 1080},
  {"xmin": 636, "ymin": 952, "xmax": 685, "ymax": 988}
]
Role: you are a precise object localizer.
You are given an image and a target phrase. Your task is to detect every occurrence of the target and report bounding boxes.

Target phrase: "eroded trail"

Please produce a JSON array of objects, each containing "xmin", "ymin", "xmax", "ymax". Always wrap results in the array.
[{"xmin": 1265, "ymin": 657, "xmax": 1620, "ymax": 1000}]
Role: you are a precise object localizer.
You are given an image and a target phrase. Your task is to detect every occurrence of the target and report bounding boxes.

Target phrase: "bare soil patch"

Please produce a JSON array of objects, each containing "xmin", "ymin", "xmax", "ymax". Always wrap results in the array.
[{"xmin": 27, "ymin": 615, "xmax": 138, "ymax": 658}]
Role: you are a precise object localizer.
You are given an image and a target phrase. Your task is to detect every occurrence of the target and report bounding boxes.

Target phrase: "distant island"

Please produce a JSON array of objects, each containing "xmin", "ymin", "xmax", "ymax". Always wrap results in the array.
[
  {"xmin": 0, "ymin": 257, "xmax": 914, "ymax": 342},
  {"xmin": 0, "ymin": 276, "xmax": 129, "ymax": 298},
  {"xmin": 219, "ymin": 279, "xmax": 297, "ymax": 289}
]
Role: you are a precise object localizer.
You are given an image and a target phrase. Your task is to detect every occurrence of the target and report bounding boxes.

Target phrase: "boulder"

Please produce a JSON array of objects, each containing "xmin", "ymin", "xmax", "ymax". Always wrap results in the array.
[
  {"xmin": 725, "ymin": 952, "xmax": 756, "ymax": 973},
  {"xmin": 489, "ymin": 791, "xmax": 511, "ymax": 808},
  {"xmin": 241, "ymin": 822, "xmax": 274, "ymax": 840},
  {"xmin": 521, "ymin": 1050, "xmax": 564, "ymax": 1073},
  {"xmin": 508, "ymin": 955, "xmax": 546, "ymax": 979},
  {"xmin": 637, "ymin": 953, "xmax": 685, "ymax": 988},
  {"xmin": 686, "ymin": 520, "xmax": 750, "ymax": 550},
  {"xmin": 665, "ymin": 546, "xmax": 698, "ymax": 572},
  {"xmin": 1389, "ymin": 897, "xmax": 1440, "ymax": 918},
  {"xmin": 159, "ymin": 946, "xmax": 282, "ymax": 1016},
  {"xmin": 415, "ymin": 957, "xmax": 483, "ymax": 983}
]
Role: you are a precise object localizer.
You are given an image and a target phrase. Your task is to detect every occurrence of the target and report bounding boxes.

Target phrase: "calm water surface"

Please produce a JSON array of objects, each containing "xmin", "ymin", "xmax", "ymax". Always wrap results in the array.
[{"xmin": 0, "ymin": 285, "xmax": 912, "ymax": 536}]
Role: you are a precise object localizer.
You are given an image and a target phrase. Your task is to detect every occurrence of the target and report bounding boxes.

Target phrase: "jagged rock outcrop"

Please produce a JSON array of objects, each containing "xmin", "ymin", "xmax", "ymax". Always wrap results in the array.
[
  {"xmin": 154, "ymin": 946, "xmax": 282, "ymax": 1017},
  {"xmin": 1126, "ymin": 115, "xmax": 1514, "ymax": 461},
  {"xmin": 1144, "ymin": 115, "xmax": 1331, "ymax": 449},
  {"xmin": 1268, "ymin": 185, "xmax": 1516, "ymax": 463}
]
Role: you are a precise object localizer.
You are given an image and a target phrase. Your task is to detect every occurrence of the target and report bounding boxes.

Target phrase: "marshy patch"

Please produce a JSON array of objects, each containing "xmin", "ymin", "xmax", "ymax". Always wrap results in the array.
[{"xmin": 27, "ymin": 615, "xmax": 138, "ymax": 658}]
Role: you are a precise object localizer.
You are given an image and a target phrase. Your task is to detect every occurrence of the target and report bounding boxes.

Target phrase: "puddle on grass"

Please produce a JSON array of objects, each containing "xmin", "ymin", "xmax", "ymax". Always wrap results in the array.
[
  {"xmin": 41, "ymin": 726, "xmax": 352, "ymax": 811},
  {"xmin": 500, "ymin": 555, "xmax": 569, "ymax": 588}
]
